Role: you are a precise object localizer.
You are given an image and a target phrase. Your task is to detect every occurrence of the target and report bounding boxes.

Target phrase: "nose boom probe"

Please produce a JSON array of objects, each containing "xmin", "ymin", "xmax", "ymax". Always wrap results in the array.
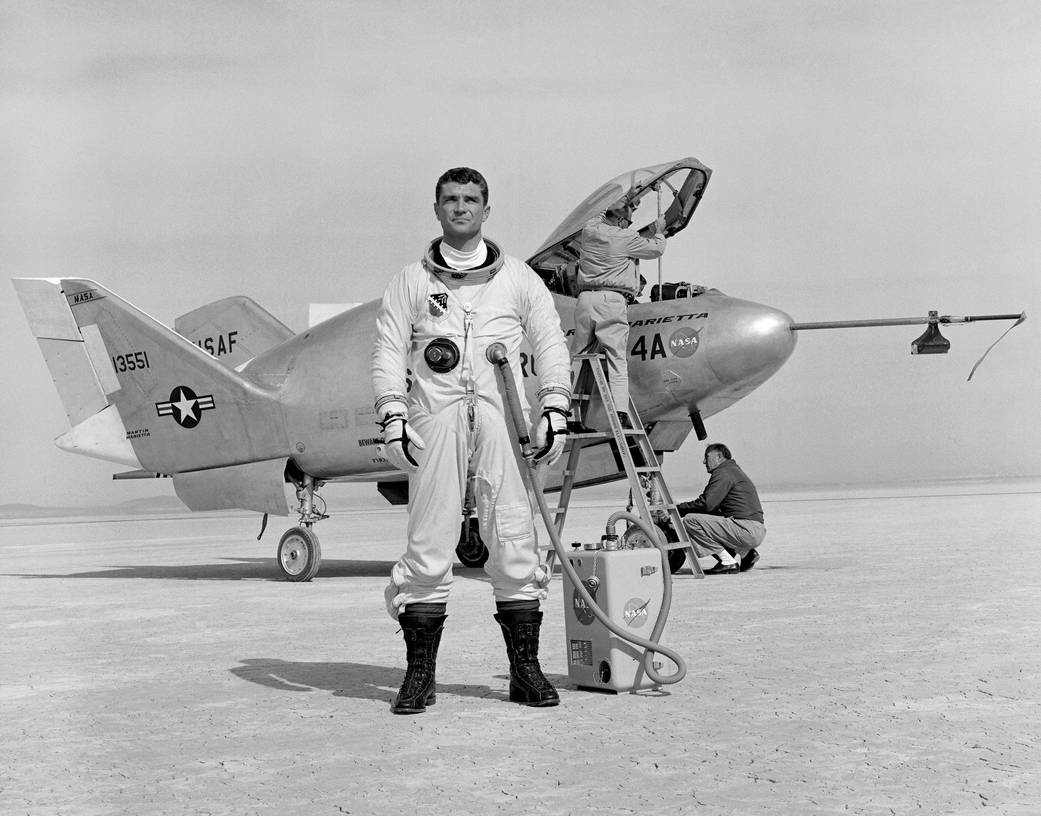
[
  {"xmin": 486, "ymin": 342, "xmax": 687, "ymax": 688},
  {"xmin": 790, "ymin": 311, "xmax": 1026, "ymax": 380}
]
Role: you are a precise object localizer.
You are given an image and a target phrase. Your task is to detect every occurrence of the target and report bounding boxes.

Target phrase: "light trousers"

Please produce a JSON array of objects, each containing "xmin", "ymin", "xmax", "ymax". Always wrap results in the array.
[
  {"xmin": 572, "ymin": 290, "xmax": 630, "ymax": 411},
  {"xmin": 681, "ymin": 513, "xmax": 766, "ymax": 559},
  {"xmin": 388, "ymin": 401, "xmax": 550, "ymax": 609}
]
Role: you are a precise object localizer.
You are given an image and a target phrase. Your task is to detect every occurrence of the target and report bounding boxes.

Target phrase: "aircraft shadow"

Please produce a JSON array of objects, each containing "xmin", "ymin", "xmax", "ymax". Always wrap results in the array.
[
  {"xmin": 5, "ymin": 557, "xmax": 400, "ymax": 582},
  {"xmin": 230, "ymin": 657, "xmax": 570, "ymax": 705},
  {"xmin": 4, "ymin": 561, "xmax": 791, "ymax": 581}
]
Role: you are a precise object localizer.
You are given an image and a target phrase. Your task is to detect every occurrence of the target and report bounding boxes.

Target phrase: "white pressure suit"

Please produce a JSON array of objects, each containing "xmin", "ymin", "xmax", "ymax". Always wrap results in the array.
[{"xmin": 372, "ymin": 238, "xmax": 572, "ymax": 613}]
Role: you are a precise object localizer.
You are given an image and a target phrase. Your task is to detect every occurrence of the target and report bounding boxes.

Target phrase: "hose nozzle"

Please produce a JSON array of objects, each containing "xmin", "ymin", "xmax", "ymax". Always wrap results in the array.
[{"xmin": 486, "ymin": 342, "xmax": 507, "ymax": 366}]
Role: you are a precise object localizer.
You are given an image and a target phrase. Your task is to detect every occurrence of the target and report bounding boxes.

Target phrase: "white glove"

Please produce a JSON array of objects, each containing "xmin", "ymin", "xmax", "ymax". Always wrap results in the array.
[
  {"xmin": 378, "ymin": 410, "xmax": 426, "ymax": 474},
  {"xmin": 384, "ymin": 580, "xmax": 404, "ymax": 620},
  {"xmin": 531, "ymin": 408, "xmax": 568, "ymax": 466}
]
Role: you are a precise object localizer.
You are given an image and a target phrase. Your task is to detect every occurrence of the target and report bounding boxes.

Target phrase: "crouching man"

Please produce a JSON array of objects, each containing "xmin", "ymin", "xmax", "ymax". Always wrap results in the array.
[{"xmin": 675, "ymin": 443, "xmax": 766, "ymax": 574}]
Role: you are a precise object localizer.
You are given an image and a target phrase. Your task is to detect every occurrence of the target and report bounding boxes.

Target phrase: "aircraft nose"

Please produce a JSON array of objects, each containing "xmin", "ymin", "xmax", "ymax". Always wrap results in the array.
[{"xmin": 703, "ymin": 299, "xmax": 797, "ymax": 391}]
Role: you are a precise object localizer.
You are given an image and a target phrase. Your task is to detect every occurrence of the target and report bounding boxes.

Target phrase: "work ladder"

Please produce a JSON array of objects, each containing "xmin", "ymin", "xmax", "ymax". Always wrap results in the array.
[{"xmin": 547, "ymin": 352, "xmax": 704, "ymax": 577}]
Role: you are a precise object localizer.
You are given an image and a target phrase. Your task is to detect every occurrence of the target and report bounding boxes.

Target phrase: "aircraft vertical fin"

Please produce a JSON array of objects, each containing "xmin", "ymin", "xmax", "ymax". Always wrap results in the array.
[
  {"xmin": 174, "ymin": 296, "xmax": 295, "ymax": 369},
  {"xmin": 13, "ymin": 278, "xmax": 110, "ymax": 427},
  {"xmin": 13, "ymin": 277, "xmax": 290, "ymax": 475}
]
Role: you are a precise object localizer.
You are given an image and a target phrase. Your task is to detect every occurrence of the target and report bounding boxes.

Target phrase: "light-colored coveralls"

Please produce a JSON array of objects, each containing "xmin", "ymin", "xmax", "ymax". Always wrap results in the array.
[
  {"xmin": 572, "ymin": 215, "xmax": 665, "ymax": 410},
  {"xmin": 372, "ymin": 239, "xmax": 572, "ymax": 612}
]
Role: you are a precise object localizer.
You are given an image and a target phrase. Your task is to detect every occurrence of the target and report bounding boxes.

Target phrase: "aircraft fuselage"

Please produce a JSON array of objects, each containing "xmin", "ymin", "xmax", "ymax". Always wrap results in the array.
[{"xmin": 239, "ymin": 291, "xmax": 796, "ymax": 481}]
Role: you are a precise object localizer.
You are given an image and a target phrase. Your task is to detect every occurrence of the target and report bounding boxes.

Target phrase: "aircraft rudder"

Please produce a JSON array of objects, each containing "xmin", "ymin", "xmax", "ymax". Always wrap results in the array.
[{"xmin": 13, "ymin": 277, "xmax": 110, "ymax": 426}]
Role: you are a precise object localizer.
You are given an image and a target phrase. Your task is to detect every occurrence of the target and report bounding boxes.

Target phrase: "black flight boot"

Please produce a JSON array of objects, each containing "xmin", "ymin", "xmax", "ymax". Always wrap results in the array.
[
  {"xmin": 494, "ymin": 606, "xmax": 560, "ymax": 707},
  {"xmin": 392, "ymin": 607, "xmax": 447, "ymax": 715}
]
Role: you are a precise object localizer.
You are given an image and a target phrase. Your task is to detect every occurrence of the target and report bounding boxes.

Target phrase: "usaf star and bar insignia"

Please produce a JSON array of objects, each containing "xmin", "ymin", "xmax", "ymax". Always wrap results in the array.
[{"xmin": 155, "ymin": 385, "xmax": 216, "ymax": 429}]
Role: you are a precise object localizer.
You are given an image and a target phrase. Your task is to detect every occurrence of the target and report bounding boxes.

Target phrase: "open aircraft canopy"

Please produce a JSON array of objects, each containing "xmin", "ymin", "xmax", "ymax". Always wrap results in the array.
[{"xmin": 527, "ymin": 156, "xmax": 712, "ymax": 294}]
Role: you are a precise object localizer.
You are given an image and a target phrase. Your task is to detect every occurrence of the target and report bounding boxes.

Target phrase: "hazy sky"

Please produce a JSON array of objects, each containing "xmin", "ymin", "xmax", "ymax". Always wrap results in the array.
[{"xmin": 2, "ymin": 1, "xmax": 1038, "ymax": 507}]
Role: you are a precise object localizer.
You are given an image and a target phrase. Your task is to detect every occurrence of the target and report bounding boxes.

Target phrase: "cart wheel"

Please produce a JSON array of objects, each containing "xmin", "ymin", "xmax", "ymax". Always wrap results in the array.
[
  {"xmin": 277, "ymin": 526, "xmax": 322, "ymax": 582},
  {"xmin": 455, "ymin": 517, "xmax": 489, "ymax": 568}
]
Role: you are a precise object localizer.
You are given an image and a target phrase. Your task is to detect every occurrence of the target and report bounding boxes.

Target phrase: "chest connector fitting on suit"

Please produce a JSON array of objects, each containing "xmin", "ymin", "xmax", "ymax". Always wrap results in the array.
[{"xmin": 424, "ymin": 336, "xmax": 460, "ymax": 373}]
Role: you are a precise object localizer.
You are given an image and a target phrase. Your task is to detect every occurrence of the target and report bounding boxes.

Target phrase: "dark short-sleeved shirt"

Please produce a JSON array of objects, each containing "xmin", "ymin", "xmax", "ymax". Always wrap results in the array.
[{"xmin": 678, "ymin": 459, "xmax": 764, "ymax": 523}]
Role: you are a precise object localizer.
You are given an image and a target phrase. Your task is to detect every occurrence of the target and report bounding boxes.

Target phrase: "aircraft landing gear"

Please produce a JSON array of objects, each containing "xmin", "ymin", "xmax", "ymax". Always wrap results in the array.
[
  {"xmin": 625, "ymin": 476, "xmax": 689, "ymax": 574},
  {"xmin": 278, "ymin": 526, "xmax": 322, "ymax": 582},
  {"xmin": 619, "ymin": 518, "xmax": 688, "ymax": 574},
  {"xmin": 277, "ymin": 473, "xmax": 328, "ymax": 582},
  {"xmin": 655, "ymin": 520, "xmax": 690, "ymax": 574}
]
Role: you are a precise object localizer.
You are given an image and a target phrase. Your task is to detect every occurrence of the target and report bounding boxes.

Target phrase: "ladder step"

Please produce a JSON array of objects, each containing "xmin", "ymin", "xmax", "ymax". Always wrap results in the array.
[
  {"xmin": 572, "ymin": 429, "xmax": 644, "ymax": 438},
  {"xmin": 555, "ymin": 354, "xmax": 701, "ymax": 573}
]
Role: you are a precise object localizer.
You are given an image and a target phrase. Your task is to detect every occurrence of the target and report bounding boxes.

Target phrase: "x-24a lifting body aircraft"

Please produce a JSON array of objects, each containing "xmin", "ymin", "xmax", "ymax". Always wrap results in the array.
[{"xmin": 14, "ymin": 157, "xmax": 1024, "ymax": 580}]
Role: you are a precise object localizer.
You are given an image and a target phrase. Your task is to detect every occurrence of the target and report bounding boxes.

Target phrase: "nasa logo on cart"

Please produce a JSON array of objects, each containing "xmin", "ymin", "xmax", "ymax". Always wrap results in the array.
[
  {"xmin": 572, "ymin": 587, "xmax": 596, "ymax": 626},
  {"xmin": 623, "ymin": 597, "xmax": 651, "ymax": 628}
]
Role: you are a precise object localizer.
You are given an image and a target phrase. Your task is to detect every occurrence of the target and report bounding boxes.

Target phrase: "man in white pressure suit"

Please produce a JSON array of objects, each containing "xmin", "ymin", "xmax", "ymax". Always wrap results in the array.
[{"xmin": 371, "ymin": 167, "xmax": 573, "ymax": 714}]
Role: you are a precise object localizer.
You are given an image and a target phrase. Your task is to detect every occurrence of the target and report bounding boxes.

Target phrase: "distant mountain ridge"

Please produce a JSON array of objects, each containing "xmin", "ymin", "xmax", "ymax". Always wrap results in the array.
[{"xmin": 0, "ymin": 495, "xmax": 189, "ymax": 519}]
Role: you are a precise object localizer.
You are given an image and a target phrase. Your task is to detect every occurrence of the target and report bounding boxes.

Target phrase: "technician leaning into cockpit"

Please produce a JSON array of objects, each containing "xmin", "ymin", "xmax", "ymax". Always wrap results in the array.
[{"xmin": 572, "ymin": 196, "xmax": 666, "ymax": 429}]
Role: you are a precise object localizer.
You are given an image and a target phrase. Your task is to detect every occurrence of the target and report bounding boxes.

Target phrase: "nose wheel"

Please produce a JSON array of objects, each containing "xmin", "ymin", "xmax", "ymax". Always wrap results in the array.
[{"xmin": 277, "ymin": 526, "xmax": 322, "ymax": 582}]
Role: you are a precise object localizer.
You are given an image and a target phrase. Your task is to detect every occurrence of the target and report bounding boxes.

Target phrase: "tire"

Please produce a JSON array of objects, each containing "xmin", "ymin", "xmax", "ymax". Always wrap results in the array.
[
  {"xmin": 655, "ymin": 521, "xmax": 689, "ymax": 574},
  {"xmin": 277, "ymin": 526, "xmax": 322, "ymax": 582},
  {"xmin": 455, "ymin": 517, "xmax": 489, "ymax": 568}
]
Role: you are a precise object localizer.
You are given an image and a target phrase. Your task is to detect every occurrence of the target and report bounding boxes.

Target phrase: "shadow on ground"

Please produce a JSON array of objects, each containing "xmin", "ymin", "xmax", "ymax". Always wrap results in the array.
[
  {"xmin": 3, "ymin": 557, "xmax": 399, "ymax": 581},
  {"xmin": 230, "ymin": 657, "xmax": 571, "ymax": 705},
  {"xmin": 4, "ymin": 560, "xmax": 788, "ymax": 581}
]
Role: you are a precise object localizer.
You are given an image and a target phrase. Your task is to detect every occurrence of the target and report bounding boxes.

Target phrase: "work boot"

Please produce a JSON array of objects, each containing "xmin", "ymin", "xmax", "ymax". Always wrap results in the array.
[
  {"xmin": 494, "ymin": 608, "xmax": 560, "ymax": 707},
  {"xmin": 740, "ymin": 548, "xmax": 760, "ymax": 572},
  {"xmin": 392, "ymin": 610, "xmax": 447, "ymax": 715}
]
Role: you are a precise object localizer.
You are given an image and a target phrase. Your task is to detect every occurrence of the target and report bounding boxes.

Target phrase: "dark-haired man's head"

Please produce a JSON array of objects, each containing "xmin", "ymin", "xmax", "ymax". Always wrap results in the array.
[
  {"xmin": 435, "ymin": 167, "xmax": 489, "ymax": 206},
  {"xmin": 433, "ymin": 167, "xmax": 491, "ymax": 250}
]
